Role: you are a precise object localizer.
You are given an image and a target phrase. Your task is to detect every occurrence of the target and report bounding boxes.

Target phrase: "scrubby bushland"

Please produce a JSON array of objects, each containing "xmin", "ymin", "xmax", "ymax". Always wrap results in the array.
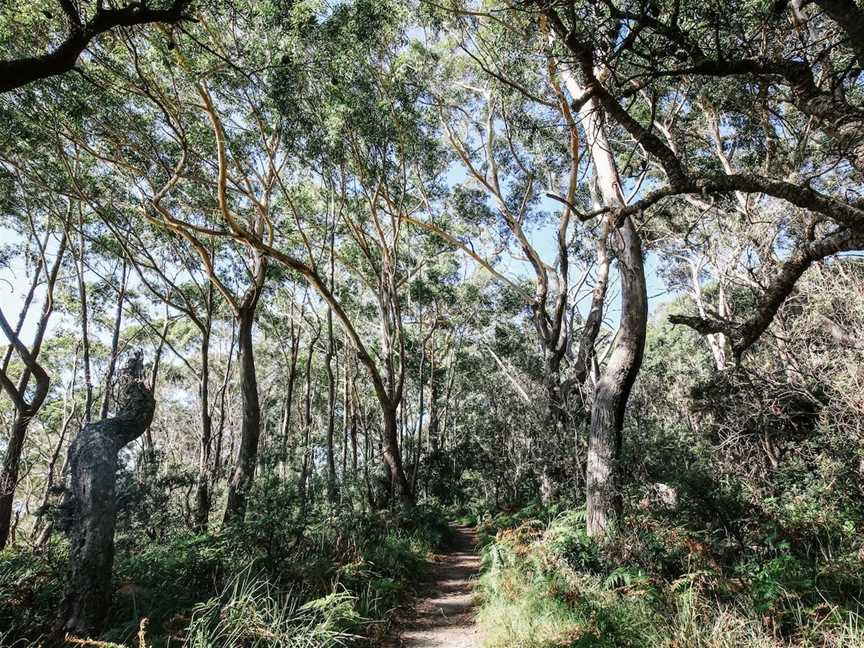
[
  {"xmin": 466, "ymin": 264, "xmax": 864, "ymax": 647},
  {"xmin": 2, "ymin": 0, "xmax": 864, "ymax": 644},
  {"xmin": 0, "ymin": 485, "xmax": 449, "ymax": 646},
  {"xmin": 474, "ymin": 507, "xmax": 864, "ymax": 648}
]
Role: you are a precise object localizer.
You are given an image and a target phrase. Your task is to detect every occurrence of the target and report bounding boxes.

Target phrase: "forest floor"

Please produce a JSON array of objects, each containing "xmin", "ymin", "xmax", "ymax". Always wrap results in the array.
[{"xmin": 384, "ymin": 523, "xmax": 482, "ymax": 647}]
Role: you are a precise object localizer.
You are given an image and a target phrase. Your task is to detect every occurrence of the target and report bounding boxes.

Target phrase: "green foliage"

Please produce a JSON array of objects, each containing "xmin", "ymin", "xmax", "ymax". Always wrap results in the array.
[
  {"xmin": 475, "ymin": 501, "xmax": 864, "ymax": 647},
  {"xmin": 477, "ymin": 513, "xmax": 655, "ymax": 648},
  {"xmin": 111, "ymin": 532, "xmax": 227, "ymax": 630},
  {"xmin": 2, "ymin": 1, "xmax": 864, "ymax": 647},
  {"xmin": 0, "ymin": 541, "xmax": 66, "ymax": 642},
  {"xmin": 0, "ymin": 485, "xmax": 449, "ymax": 646},
  {"xmin": 183, "ymin": 575, "xmax": 361, "ymax": 648}
]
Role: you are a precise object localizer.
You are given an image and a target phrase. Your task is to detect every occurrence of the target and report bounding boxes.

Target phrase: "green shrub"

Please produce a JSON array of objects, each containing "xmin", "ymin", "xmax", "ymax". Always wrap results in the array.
[
  {"xmin": 0, "ymin": 540, "xmax": 66, "ymax": 643},
  {"xmin": 475, "ymin": 507, "xmax": 864, "ymax": 648}
]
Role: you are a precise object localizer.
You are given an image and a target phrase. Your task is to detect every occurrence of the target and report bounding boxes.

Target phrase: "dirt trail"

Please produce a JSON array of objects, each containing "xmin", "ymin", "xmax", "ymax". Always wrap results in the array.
[{"xmin": 386, "ymin": 523, "xmax": 482, "ymax": 648}]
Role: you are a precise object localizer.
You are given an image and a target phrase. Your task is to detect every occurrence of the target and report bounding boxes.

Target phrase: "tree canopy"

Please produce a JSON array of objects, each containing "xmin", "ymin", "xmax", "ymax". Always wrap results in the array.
[{"xmin": 1, "ymin": 1, "xmax": 863, "ymax": 646}]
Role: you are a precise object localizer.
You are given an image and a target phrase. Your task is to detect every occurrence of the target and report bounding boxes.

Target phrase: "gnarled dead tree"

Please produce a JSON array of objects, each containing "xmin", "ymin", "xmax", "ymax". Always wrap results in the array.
[{"xmin": 58, "ymin": 351, "xmax": 155, "ymax": 637}]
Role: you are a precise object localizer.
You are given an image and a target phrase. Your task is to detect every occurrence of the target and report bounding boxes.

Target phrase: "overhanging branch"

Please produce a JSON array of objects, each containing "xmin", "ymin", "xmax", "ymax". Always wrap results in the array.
[{"xmin": 0, "ymin": 1, "xmax": 194, "ymax": 93}]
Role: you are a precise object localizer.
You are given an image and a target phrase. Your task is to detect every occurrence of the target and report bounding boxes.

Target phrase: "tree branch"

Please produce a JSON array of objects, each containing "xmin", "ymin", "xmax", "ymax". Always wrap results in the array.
[
  {"xmin": 670, "ymin": 228, "xmax": 864, "ymax": 359},
  {"xmin": 0, "ymin": 0, "xmax": 193, "ymax": 93}
]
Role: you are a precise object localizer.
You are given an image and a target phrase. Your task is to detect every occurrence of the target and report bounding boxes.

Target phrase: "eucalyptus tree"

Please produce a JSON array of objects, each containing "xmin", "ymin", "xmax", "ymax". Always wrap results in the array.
[
  {"xmin": 104, "ymin": 220, "xmax": 224, "ymax": 530},
  {"xmin": 132, "ymin": 73, "xmax": 271, "ymax": 526},
  {"xmin": 5, "ymin": 76, "xmax": 221, "ymax": 543},
  {"xmin": 258, "ymin": 286, "xmax": 305, "ymax": 480},
  {"xmin": 0, "ymin": 227, "xmax": 66, "ymax": 549},
  {"xmin": 467, "ymin": 0, "xmax": 864, "ymax": 535},
  {"xmin": 422, "ymin": 12, "xmax": 623, "ymax": 501},
  {"xmin": 255, "ymin": 0, "xmax": 454, "ymax": 504},
  {"xmin": 419, "ymin": 3, "xmax": 640, "ymax": 529},
  {"xmin": 58, "ymin": 352, "xmax": 155, "ymax": 637},
  {"xmin": 403, "ymin": 252, "xmax": 461, "ymax": 467},
  {"xmin": 42, "ymin": 0, "xmax": 439, "ymax": 510},
  {"xmin": 533, "ymin": 0, "xmax": 864, "ymax": 352},
  {"xmin": 0, "ymin": 103, "xmax": 76, "ymax": 547},
  {"xmin": 426, "ymin": 0, "xmax": 864, "ymax": 537},
  {"xmin": 35, "ymin": 13, "xmax": 280, "ymax": 523}
]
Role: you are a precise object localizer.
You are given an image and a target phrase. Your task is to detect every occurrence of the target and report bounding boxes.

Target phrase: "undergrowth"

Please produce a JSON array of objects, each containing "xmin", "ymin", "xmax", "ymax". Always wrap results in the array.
[
  {"xmin": 0, "ymin": 490, "xmax": 450, "ymax": 647},
  {"xmin": 474, "ymin": 505, "xmax": 864, "ymax": 648}
]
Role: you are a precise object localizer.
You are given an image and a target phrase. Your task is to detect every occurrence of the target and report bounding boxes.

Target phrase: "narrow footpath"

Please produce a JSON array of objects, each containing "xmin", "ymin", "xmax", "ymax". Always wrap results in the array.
[{"xmin": 387, "ymin": 523, "xmax": 482, "ymax": 647}]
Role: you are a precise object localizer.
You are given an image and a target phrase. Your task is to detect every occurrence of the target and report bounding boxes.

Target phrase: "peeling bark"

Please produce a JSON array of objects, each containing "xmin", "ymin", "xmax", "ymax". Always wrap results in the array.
[
  {"xmin": 585, "ymin": 215, "xmax": 647, "ymax": 538},
  {"xmin": 571, "ymin": 80, "xmax": 648, "ymax": 539}
]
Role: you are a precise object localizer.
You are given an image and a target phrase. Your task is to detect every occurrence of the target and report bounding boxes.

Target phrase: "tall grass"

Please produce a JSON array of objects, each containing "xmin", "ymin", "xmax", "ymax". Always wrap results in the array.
[{"xmin": 182, "ymin": 573, "xmax": 362, "ymax": 648}]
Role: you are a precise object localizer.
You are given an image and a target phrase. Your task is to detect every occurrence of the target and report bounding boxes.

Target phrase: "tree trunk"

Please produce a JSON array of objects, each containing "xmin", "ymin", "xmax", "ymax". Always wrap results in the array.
[
  {"xmin": 687, "ymin": 259, "xmax": 727, "ymax": 370},
  {"xmin": 213, "ymin": 319, "xmax": 236, "ymax": 479},
  {"xmin": 222, "ymin": 295, "xmax": 263, "ymax": 525},
  {"xmin": 0, "ymin": 415, "xmax": 36, "ymax": 548},
  {"xmin": 299, "ymin": 331, "xmax": 317, "ymax": 512},
  {"xmin": 324, "ymin": 213, "xmax": 339, "ymax": 500},
  {"xmin": 325, "ymin": 310, "xmax": 338, "ymax": 501},
  {"xmin": 572, "ymin": 88, "xmax": 648, "ymax": 539},
  {"xmin": 342, "ymin": 350, "xmax": 351, "ymax": 476},
  {"xmin": 585, "ymin": 215, "xmax": 647, "ymax": 537},
  {"xmin": 440, "ymin": 343, "xmax": 459, "ymax": 448},
  {"xmin": 75, "ymin": 216, "xmax": 93, "ymax": 424},
  {"xmin": 428, "ymin": 353, "xmax": 440, "ymax": 453},
  {"xmin": 350, "ymin": 373, "xmax": 359, "ymax": 473},
  {"xmin": 1, "ymin": 231, "xmax": 49, "ymax": 373},
  {"xmin": 280, "ymin": 321, "xmax": 300, "ymax": 478},
  {"xmin": 411, "ymin": 343, "xmax": 425, "ymax": 492},
  {"xmin": 57, "ymin": 353, "xmax": 155, "ymax": 637},
  {"xmin": 194, "ymin": 323, "xmax": 213, "ymax": 532},
  {"xmin": 363, "ymin": 413, "xmax": 373, "ymax": 509},
  {"xmin": 382, "ymin": 404, "xmax": 413, "ymax": 506},
  {"xmin": 34, "ymin": 360, "xmax": 77, "ymax": 546},
  {"xmin": 0, "ymin": 1, "xmax": 191, "ymax": 94},
  {"xmin": 144, "ymin": 302, "xmax": 171, "ymax": 463},
  {"xmin": 0, "ymin": 231, "xmax": 66, "ymax": 548},
  {"xmin": 539, "ymin": 353, "xmax": 564, "ymax": 503},
  {"xmin": 100, "ymin": 260, "xmax": 128, "ymax": 419}
]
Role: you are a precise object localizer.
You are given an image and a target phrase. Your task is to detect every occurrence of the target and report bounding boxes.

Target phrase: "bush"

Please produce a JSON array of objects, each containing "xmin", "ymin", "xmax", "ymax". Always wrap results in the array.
[
  {"xmin": 475, "ymin": 507, "xmax": 864, "ymax": 648},
  {"xmin": 0, "ymin": 483, "xmax": 450, "ymax": 646},
  {"xmin": 0, "ymin": 540, "xmax": 66, "ymax": 644}
]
